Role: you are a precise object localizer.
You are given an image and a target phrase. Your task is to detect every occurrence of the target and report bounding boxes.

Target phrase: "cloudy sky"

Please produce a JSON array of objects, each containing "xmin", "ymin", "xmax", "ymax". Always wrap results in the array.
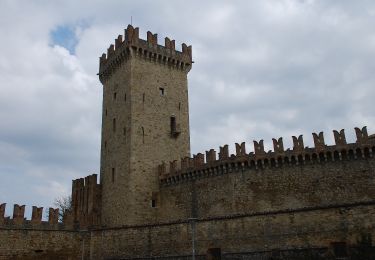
[{"xmin": 1, "ymin": 0, "xmax": 375, "ymax": 217}]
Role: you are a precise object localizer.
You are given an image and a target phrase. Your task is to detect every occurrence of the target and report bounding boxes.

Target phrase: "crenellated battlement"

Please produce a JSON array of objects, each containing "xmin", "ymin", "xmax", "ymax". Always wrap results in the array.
[
  {"xmin": 0, "ymin": 203, "xmax": 65, "ymax": 229},
  {"xmin": 71, "ymin": 174, "xmax": 101, "ymax": 228},
  {"xmin": 98, "ymin": 24, "xmax": 193, "ymax": 83},
  {"xmin": 0, "ymin": 175, "xmax": 101, "ymax": 231},
  {"xmin": 159, "ymin": 126, "xmax": 375, "ymax": 185}
]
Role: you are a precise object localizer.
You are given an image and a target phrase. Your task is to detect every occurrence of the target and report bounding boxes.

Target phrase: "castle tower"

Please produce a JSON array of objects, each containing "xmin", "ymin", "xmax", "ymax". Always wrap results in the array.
[{"xmin": 98, "ymin": 25, "xmax": 192, "ymax": 226}]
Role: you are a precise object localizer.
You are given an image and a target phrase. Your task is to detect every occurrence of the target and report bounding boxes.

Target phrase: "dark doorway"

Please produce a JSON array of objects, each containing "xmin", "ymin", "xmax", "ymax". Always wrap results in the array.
[{"xmin": 207, "ymin": 248, "xmax": 221, "ymax": 260}]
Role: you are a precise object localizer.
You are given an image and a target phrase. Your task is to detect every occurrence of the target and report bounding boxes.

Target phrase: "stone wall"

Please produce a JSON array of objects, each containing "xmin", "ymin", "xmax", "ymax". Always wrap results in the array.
[
  {"xmin": 0, "ymin": 228, "xmax": 87, "ymax": 260},
  {"xmin": 0, "ymin": 203, "xmax": 88, "ymax": 259},
  {"xmin": 98, "ymin": 24, "xmax": 192, "ymax": 227},
  {"xmin": 157, "ymin": 147, "xmax": 375, "ymax": 222},
  {"xmin": 88, "ymin": 149, "xmax": 375, "ymax": 258},
  {"xmin": 88, "ymin": 203, "xmax": 375, "ymax": 259}
]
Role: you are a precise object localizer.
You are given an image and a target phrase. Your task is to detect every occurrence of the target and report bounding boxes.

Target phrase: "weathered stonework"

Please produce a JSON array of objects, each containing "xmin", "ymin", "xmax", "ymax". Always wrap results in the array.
[
  {"xmin": 98, "ymin": 24, "xmax": 192, "ymax": 227},
  {"xmin": 1, "ymin": 25, "xmax": 375, "ymax": 259}
]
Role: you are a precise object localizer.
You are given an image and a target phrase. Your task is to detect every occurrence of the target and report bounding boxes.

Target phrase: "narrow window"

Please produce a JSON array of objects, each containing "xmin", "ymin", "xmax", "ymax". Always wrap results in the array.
[
  {"xmin": 111, "ymin": 168, "xmax": 115, "ymax": 183},
  {"xmin": 141, "ymin": 126, "xmax": 145, "ymax": 144},
  {"xmin": 178, "ymin": 102, "xmax": 181, "ymax": 111},
  {"xmin": 113, "ymin": 118, "xmax": 116, "ymax": 132},
  {"xmin": 104, "ymin": 141, "xmax": 107, "ymax": 149},
  {"xmin": 142, "ymin": 93, "xmax": 145, "ymax": 103},
  {"xmin": 113, "ymin": 92, "xmax": 117, "ymax": 100},
  {"xmin": 170, "ymin": 116, "xmax": 176, "ymax": 134},
  {"xmin": 124, "ymin": 94, "xmax": 127, "ymax": 102},
  {"xmin": 105, "ymin": 109, "xmax": 108, "ymax": 116},
  {"xmin": 159, "ymin": 87, "xmax": 165, "ymax": 96},
  {"xmin": 123, "ymin": 128, "xmax": 126, "ymax": 136},
  {"xmin": 151, "ymin": 192, "xmax": 158, "ymax": 208}
]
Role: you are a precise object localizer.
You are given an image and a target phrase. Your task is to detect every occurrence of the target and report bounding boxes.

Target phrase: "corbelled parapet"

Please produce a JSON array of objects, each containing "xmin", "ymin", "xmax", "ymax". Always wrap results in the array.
[
  {"xmin": 0, "ymin": 203, "xmax": 69, "ymax": 229},
  {"xmin": 98, "ymin": 24, "xmax": 193, "ymax": 83},
  {"xmin": 159, "ymin": 126, "xmax": 375, "ymax": 185},
  {"xmin": 71, "ymin": 173, "xmax": 102, "ymax": 228}
]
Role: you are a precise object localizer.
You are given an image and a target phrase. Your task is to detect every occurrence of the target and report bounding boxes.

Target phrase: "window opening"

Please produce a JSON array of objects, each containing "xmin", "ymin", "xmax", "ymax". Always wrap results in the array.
[
  {"xmin": 113, "ymin": 118, "xmax": 116, "ymax": 132},
  {"xmin": 123, "ymin": 128, "xmax": 126, "ymax": 136},
  {"xmin": 170, "ymin": 116, "xmax": 176, "ymax": 134},
  {"xmin": 143, "ymin": 93, "xmax": 145, "ymax": 103},
  {"xmin": 141, "ymin": 126, "xmax": 145, "ymax": 144},
  {"xmin": 151, "ymin": 192, "xmax": 158, "ymax": 208},
  {"xmin": 111, "ymin": 168, "xmax": 115, "ymax": 183},
  {"xmin": 170, "ymin": 116, "xmax": 180, "ymax": 137},
  {"xmin": 105, "ymin": 109, "xmax": 108, "ymax": 116},
  {"xmin": 124, "ymin": 94, "xmax": 127, "ymax": 102},
  {"xmin": 178, "ymin": 102, "xmax": 181, "ymax": 111},
  {"xmin": 114, "ymin": 92, "xmax": 117, "ymax": 100},
  {"xmin": 159, "ymin": 87, "xmax": 165, "ymax": 96}
]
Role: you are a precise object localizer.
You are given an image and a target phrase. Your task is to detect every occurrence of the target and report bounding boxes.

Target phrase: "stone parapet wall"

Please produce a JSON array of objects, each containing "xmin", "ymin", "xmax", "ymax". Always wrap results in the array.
[
  {"xmin": 156, "ymin": 146, "xmax": 375, "ymax": 223},
  {"xmin": 159, "ymin": 126, "xmax": 374, "ymax": 185},
  {"xmin": 98, "ymin": 24, "xmax": 192, "ymax": 83},
  {"xmin": 0, "ymin": 203, "xmax": 68, "ymax": 229}
]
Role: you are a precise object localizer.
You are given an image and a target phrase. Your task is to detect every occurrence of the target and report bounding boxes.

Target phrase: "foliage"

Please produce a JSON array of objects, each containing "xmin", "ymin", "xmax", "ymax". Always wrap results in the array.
[{"xmin": 53, "ymin": 195, "xmax": 72, "ymax": 222}]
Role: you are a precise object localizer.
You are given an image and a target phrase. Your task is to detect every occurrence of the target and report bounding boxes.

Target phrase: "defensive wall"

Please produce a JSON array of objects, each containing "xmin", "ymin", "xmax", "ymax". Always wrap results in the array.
[
  {"xmin": 2, "ymin": 124, "xmax": 375, "ymax": 258},
  {"xmin": 0, "ymin": 204, "xmax": 89, "ymax": 259},
  {"xmin": 85, "ymin": 126, "xmax": 375, "ymax": 258},
  {"xmin": 89, "ymin": 203, "xmax": 375, "ymax": 259},
  {"xmin": 155, "ymin": 127, "xmax": 375, "ymax": 221},
  {"xmin": 71, "ymin": 174, "xmax": 102, "ymax": 228}
]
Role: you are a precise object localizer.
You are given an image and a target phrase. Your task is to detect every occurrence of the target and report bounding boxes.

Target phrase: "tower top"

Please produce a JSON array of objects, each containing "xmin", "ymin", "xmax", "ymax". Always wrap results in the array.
[{"xmin": 98, "ymin": 24, "xmax": 193, "ymax": 83}]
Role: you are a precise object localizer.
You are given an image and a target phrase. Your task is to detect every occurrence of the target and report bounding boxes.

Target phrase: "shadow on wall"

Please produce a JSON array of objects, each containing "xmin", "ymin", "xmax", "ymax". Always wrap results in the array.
[{"xmin": 207, "ymin": 234, "xmax": 375, "ymax": 260}]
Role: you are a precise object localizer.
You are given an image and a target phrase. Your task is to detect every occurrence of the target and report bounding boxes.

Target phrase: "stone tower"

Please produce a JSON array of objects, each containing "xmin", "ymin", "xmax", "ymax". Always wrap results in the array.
[{"xmin": 98, "ymin": 25, "xmax": 192, "ymax": 226}]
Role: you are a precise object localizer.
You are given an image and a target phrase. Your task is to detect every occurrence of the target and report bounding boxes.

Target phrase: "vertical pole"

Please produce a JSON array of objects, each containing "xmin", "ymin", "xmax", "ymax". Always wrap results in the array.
[
  {"xmin": 189, "ymin": 218, "xmax": 197, "ymax": 260},
  {"xmin": 101, "ymin": 230, "xmax": 104, "ymax": 259},
  {"xmin": 81, "ymin": 238, "xmax": 85, "ymax": 260},
  {"xmin": 192, "ymin": 220, "xmax": 195, "ymax": 260}
]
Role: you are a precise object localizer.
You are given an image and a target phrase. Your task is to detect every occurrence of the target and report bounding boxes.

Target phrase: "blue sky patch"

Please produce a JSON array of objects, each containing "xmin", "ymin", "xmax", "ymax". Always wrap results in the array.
[{"xmin": 50, "ymin": 25, "xmax": 78, "ymax": 54}]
